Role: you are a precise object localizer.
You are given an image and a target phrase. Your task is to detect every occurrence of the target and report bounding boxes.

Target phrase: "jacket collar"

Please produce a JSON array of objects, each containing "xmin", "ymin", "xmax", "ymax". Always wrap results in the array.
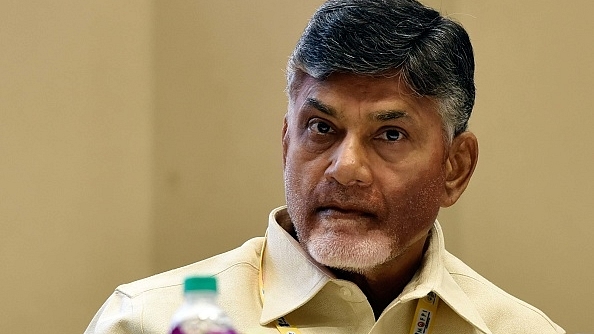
[
  {"xmin": 259, "ymin": 206, "xmax": 492, "ymax": 334},
  {"xmin": 408, "ymin": 222, "xmax": 492, "ymax": 334},
  {"xmin": 259, "ymin": 207, "xmax": 333, "ymax": 324}
]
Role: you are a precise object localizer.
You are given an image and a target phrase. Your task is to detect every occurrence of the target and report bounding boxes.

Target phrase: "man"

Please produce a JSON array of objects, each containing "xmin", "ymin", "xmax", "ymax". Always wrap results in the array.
[{"xmin": 85, "ymin": 0, "xmax": 565, "ymax": 333}]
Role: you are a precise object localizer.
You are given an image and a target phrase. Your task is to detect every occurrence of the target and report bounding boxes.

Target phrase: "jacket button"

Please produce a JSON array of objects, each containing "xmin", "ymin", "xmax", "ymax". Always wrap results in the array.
[{"xmin": 340, "ymin": 286, "xmax": 352, "ymax": 299}]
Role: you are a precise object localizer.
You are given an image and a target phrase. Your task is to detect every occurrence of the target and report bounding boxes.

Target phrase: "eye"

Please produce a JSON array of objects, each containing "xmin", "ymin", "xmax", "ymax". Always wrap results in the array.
[
  {"xmin": 307, "ymin": 119, "xmax": 335, "ymax": 134},
  {"xmin": 376, "ymin": 129, "xmax": 405, "ymax": 142}
]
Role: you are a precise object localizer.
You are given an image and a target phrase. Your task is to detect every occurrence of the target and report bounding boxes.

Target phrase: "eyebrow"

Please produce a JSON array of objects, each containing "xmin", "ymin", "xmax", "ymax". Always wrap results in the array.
[
  {"xmin": 369, "ymin": 110, "xmax": 408, "ymax": 122},
  {"xmin": 305, "ymin": 97, "xmax": 409, "ymax": 122},
  {"xmin": 305, "ymin": 97, "xmax": 338, "ymax": 117}
]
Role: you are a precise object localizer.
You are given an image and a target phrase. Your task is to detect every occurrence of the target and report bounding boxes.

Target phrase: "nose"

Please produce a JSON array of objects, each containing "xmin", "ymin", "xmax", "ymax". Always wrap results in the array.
[{"xmin": 325, "ymin": 135, "xmax": 372, "ymax": 186}]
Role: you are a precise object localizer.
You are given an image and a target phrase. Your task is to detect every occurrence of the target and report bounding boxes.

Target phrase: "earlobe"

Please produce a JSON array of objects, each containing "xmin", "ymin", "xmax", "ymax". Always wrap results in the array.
[{"xmin": 441, "ymin": 131, "xmax": 479, "ymax": 207}]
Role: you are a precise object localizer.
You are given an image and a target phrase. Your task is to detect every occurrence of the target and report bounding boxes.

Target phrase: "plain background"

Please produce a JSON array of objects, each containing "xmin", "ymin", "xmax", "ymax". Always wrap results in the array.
[{"xmin": 1, "ymin": 1, "xmax": 592, "ymax": 333}]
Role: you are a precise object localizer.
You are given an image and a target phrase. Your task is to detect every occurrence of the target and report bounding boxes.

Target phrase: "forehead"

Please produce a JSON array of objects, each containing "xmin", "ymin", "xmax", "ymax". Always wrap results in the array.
[{"xmin": 289, "ymin": 73, "xmax": 440, "ymax": 122}]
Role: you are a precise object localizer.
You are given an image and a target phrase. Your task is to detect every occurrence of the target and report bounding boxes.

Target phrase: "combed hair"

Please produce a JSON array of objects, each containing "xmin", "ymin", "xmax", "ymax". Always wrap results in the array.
[{"xmin": 287, "ymin": 0, "xmax": 475, "ymax": 139}]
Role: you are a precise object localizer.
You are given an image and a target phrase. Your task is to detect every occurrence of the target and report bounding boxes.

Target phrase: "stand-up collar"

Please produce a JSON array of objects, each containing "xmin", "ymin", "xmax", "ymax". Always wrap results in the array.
[
  {"xmin": 259, "ymin": 207, "xmax": 333, "ymax": 324},
  {"xmin": 413, "ymin": 222, "xmax": 492, "ymax": 334},
  {"xmin": 259, "ymin": 206, "xmax": 492, "ymax": 334}
]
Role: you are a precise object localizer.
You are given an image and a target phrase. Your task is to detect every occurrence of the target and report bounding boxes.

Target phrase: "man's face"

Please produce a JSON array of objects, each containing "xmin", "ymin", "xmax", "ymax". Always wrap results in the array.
[{"xmin": 282, "ymin": 73, "xmax": 449, "ymax": 273}]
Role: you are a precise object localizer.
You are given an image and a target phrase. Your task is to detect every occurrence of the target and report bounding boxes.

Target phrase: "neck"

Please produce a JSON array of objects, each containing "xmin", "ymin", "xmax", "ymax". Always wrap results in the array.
[{"xmin": 331, "ymin": 235, "xmax": 429, "ymax": 319}]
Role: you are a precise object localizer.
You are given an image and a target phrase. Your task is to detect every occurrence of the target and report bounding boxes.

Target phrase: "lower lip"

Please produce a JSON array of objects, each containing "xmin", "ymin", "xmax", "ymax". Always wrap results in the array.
[{"xmin": 317, "ymin": 208, "xmax": 372, "ymax": 221}]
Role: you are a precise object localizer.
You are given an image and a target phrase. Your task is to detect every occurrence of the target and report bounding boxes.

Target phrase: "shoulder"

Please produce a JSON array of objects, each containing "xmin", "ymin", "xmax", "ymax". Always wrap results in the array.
[
  {"xmin": 84, "ymin": 237, "xmax": 265, "ymax": 334},
  {"xmin": 116, "ymin": 236, "xmax": 264, "ymax": 299},
  {"xmin": 443, "ymin": 251, "xmax": 564, "ymax": 334}
]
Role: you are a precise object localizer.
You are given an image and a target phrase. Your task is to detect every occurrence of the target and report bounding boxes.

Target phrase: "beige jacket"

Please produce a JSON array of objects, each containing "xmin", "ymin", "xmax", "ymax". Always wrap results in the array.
[{"xmin": 85, "ymin": 206, "xmax": 564, "ymax": 334}]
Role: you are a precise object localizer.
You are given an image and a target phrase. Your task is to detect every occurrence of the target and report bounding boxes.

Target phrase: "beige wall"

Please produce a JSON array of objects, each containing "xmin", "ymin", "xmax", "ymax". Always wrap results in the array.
[
  {"xmin": 1, "ymin": 1, "xmax": 592, "ymax": 333},
  {"xmin": 0, "ymin": 1, "xmax": 154, "ymax": 333}
]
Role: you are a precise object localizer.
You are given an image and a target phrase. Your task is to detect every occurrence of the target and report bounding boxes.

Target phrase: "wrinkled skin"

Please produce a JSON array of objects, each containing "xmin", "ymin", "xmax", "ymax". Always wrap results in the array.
[
  {"xmin": 283, "ymin": 72, "xmax": 450, "ymax": 271},
  {"xmin": 281, "ymin": 72, "xmax": 478, "ymax": 316}
]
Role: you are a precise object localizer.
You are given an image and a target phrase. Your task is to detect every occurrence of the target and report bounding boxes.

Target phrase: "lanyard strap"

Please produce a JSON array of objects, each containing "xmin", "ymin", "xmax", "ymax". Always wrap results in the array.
[
  {"xmin": 258, "ymin": 238, "xmax": 439, "ymax": 334},
  {"xmin": 408, "ymin": 291, "xmax": 439, "ymax": 334}
]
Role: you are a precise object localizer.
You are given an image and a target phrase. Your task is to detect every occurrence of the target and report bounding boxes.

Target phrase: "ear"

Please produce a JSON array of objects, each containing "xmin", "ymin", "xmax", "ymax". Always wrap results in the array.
[
  {"xmin": 281, "ymin": 115, "xmax": 289, "ymax": 168},
  {"xmin": 440, "ymin": 131, "xmax": 479, "ymax": 207}
]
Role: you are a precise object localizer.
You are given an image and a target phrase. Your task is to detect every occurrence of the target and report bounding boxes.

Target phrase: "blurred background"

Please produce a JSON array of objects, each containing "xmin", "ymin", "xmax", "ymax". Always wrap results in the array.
[{"xmin": 1, "ymin": 1, "xmax": 592, "ymax": 333}]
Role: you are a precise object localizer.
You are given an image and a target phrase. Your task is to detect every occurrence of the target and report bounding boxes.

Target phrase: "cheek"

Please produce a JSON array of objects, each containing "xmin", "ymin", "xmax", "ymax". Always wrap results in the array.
[
  {"xmin": 408, "ymin": 176, "xmax": 444, "ymax": 218},
  {"xmin": 283, "ymin": 151, "xmax": 317, "ymax": 208},
  {"xmin": 285, "ymin": 142, "xmax": 326, "ymax": 185},
  {"xmin": 382, "ymin": 165, "xmax": 445, "ymax": 229}
]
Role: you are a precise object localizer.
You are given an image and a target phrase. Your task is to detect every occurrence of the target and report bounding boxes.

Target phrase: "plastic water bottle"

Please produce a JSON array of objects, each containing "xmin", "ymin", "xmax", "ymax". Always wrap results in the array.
[{"xmin": 169, "ymin": 276, "xmax": 238, "ymax": 334}]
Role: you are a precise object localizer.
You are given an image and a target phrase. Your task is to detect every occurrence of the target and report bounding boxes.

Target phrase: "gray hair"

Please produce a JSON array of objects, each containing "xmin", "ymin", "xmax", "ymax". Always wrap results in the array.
[{"xmin": 286, "ymin": 0, "xmax": 475, "ymax": 140}]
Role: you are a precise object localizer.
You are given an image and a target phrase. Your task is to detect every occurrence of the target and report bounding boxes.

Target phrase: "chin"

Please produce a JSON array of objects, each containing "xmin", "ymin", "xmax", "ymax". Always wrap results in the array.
[{"xmin": 304, "ymin": 232, "xmax": 394, "ymax": 273}]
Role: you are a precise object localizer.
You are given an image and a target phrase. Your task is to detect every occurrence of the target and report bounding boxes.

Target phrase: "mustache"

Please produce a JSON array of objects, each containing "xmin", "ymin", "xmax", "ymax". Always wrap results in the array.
[{"xmin": 312, "ymin": 182, "xmax": 381, "ymax": 215}]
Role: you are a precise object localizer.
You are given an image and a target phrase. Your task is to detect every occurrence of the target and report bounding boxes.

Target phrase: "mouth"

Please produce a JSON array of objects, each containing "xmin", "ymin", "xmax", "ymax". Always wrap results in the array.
[{"xmin": 316, "ymin": 205, "xmax": 376, "ymax": 220}]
